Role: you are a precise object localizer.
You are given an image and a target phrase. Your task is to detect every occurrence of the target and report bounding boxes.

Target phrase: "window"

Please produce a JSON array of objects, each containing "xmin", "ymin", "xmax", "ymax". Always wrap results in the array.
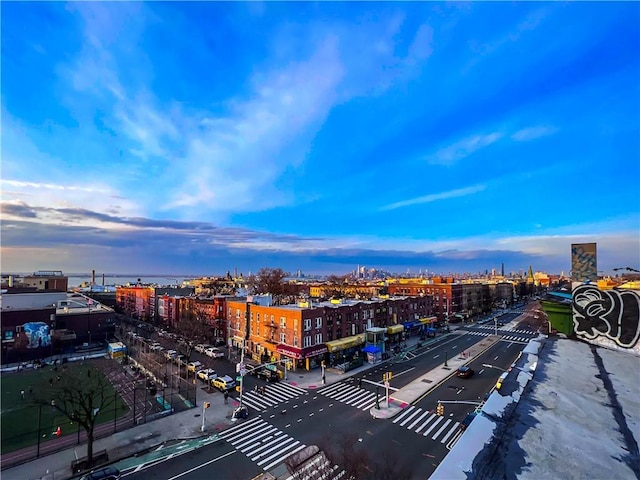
[
  {"xmin": 256, "ymin": 313, "xmax": 260, "ymax": 322},
  {"xmin": 280, "ymin": 332, "xmax": 286, "ymax": 343},
  {"xmin": 304, "ymin": 319, "xmax": 311, "ymax": 331},
  {"xmin": 315, "ymin": 317, "xmax": 322, "ymax": 328},
  {"xmin": 280, "ymin": 317, "xmax": 286, "ymax": 328},
  {"xmin": 271, "ymin": 315, "xmax": 274, "ymax": 322},
  {"xmin": 294, "ymin": 318, "xmax": 298, "ymax": 330},
  {"xmin": 235, "ymin": 309, "xmax": 241, "ymax": 319},
  {"xmin": 314, "ymin": 333, "xmax": 323, "ymax": 344},
  {"xmin": 303, "ymin": 336, "xmax": 312, "ymax": 348},
  {"xmin": 293, "ymin": 336, "xmax": 299, "ymax": 347}
]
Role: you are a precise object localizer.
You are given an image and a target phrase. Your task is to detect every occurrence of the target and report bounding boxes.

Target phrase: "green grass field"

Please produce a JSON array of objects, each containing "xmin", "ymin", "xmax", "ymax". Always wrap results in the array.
[{"xmin": 1, "ymin": 365, "xmax": 129, "ymax": 453}]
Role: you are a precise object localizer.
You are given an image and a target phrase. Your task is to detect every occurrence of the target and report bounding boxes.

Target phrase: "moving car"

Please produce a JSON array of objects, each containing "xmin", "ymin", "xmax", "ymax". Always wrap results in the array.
[
  {"xmin": 456, "ymin": 366, "xmax": 475, "ymax": 378},
  {"xmin": 205, "ymin": 347, "xmax": 224, "ymax": 358},
  {"xmin": 211, "ymin": 375, "xmax": 236, "ymax": 391},
  {"xmin": 196, "ymin": 368, "xmax": 217, "ymax": 382},
  {"xmin": 195, "ymin": 344, "xmax": 211, "ymax": 354},
  {"xmin": 253, "ymin": 368, "xmax": 279, "ymax": 382}
]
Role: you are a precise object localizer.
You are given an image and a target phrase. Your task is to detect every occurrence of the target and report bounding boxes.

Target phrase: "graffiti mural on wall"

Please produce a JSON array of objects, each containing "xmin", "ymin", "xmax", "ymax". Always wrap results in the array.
[
  {"xmin": 571, "ymin": 243, "xmax": 598, "ymax": 282},
  {"xmin": 573, "ymin": 284, "xmax": 640, "ymax": 348}
]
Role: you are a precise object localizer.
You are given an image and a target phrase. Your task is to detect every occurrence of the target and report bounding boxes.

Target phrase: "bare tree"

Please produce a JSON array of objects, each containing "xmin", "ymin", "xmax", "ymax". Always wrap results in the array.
[
  {"xmin": 246, "ymin": 268, "xmax": 298, "ymax": 305},
  {"xmin": 31, "ymin": 359, "xmax": 121, "ymax": 470},
  {"xmin": 324, "ymin": 274, "xmax": 348, "ymax": 299},
  {"xmin": 175, "ymin": 303, "xmax": 212, "ymax": 362},
  {"xmin": 316, "ymin": 431, "xmax": 370, "ymax": 479}
]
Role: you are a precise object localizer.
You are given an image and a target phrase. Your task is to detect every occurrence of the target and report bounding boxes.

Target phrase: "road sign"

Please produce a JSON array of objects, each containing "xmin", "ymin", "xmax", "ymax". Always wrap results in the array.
[{"xmin": 236, "ymin": 376, "xmax": 242, "ymax": 382}]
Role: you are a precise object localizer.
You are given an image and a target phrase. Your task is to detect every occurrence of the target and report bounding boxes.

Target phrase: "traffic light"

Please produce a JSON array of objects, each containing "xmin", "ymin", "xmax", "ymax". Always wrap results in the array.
[
  {"xmin": 436, "ymin": 402, "xmax": 444, "ymax": 416},
  {"xmin": 204, "ymin": 402, "xmax": 210, "ymax": 409}
]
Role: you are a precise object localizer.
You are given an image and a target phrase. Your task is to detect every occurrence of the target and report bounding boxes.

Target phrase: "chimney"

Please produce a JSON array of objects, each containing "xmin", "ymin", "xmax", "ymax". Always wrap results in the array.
[{"xmin": 92, "ymin": 270, "xmax": 96, "ymax": 284}]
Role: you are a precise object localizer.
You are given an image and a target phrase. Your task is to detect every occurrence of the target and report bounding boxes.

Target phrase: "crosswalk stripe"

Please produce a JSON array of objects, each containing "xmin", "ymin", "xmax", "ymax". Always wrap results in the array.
[
  {"xmin": 256, "ymin": 438, "xmax": 300, "ymax": 465},
  {"xmin": 432, "ymin": 419, "xmax": 452, "ymax": 440},
  {"xmin": 440, "ymin": 422, "xmax": 460, "ymax": 443},
  {"xmin": 344, "ymin": 390, "xmax": 371, "ymax": 405},
  {"xmin": 392, "ymin": 405, "xmax": 416, "ymax": 424},
  {"xmin": 219, "ymin": 417, "xmax": 262, "ymax": 437},
  {"xmin": 400, "ymin": 408, "xmax": 424, "ymax": 427},
  {"xmin": 352, "ymin": 394, "xmax": 376, "ymax": 408},
  {"xmin": 422, "ymin": 416, "xmax": 444, "ymax": 436},
  {"xmin": 407, "ymin": 409, "xmax": 430, "ymax": 430},
  {"xmin": 415, "ymin": 413, "xmax": 436, "ymax": 434},
  {"xmin": 236, "ymin": 427, "xmax": 279, "ymax": 450},
  {"xmin": 262, "ymin": 443, "xmax": 307, "ymax": 472},
  {"xmin": 360, "ymin": 400, "xmax": 377, "ymax": 411},
  {"xmin": 230, "ymin": 422, "xmax": 274, "ymax": 445},
  {"xmin": 245, "ymin": 431, "xmax": 286, "ymax": 456}
]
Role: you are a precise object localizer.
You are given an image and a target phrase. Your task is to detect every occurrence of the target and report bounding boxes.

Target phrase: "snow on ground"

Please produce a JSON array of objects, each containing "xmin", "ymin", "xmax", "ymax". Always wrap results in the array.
[{"xmin": 432, "ymin": 337, "xmax": 640, "ymax": 480}]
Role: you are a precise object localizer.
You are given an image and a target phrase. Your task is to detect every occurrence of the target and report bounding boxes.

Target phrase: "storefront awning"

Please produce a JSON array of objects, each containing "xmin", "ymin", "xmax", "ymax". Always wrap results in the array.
[
  {"xmin": 276, "ymin": 344, "xmax": 303, "ymax": 359},
  {"xmin": 325, "ymin": 333, "xmax": 365, "ymax": 353},
  {"xmin": 362, "ymin": 345, "xmax": 381, "ymax": 353},
  {"xmin": 387, "ymin": 324, "xmax": 404, "ymax": 334},
  {"xmin": 402, "ymin": 321, "xmax": 418, "ymax": 329}
]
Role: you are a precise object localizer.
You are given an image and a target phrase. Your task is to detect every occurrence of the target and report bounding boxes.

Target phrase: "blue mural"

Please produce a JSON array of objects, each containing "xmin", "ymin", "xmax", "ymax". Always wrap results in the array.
[{"xmin": 23, "ymin": 322, "xmax": 51, "ymax": 349}]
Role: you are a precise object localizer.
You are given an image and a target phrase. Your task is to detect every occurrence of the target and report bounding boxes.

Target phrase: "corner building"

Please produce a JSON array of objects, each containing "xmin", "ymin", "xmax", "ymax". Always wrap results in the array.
[{"xmin": 227, "ymin": 296, "xmax": 432, "ymax": 371}]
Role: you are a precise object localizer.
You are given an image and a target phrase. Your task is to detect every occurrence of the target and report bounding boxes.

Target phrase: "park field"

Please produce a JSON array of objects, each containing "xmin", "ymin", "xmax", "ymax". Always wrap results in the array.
[{"xmin": 1, "ymin": 364, "xmax": 129, "ymax": 453}]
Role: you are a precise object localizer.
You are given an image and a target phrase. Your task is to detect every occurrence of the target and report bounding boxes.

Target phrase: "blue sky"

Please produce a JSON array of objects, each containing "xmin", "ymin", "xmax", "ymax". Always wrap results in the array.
[{"xmin": 1, "ymin": 2, "xmax": 639, "ymax": 277}]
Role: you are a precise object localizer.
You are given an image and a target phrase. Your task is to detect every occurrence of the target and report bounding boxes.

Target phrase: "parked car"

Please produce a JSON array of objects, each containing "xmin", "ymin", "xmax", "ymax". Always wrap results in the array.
[
  {"xmin": 196, "ymin": 368, "xmax": 217, "ymax": 382},
  {"xmin": 460, "ymin": 412, "xmax": 477, "ymax": 431},
  {"xmin": 211, "ymin": 375, "xmax": 236, "ymax": 391},
  {"xmin": 213, "ymin": 338, "xmax": 226, "ymax": 347},
  {"xmin": 165, "ymin": 349, "xmax": 177, "ymax": 360},
  {"xmin": 150, "ymin": 343, "xmax": 163, "ymax": 351},
  {"xmin": 456, "ymin": 366, "xmax": 475, "ymax": 378},
  {"xmin": 205, "ymin": 347, "xmax": 224, "ymax": 358},
  {"xmin": 80, "ymin": 466, "xmax": 121, "ymax": 480},
  {"xmin": 187, "ymin": 361, "xmax": 203, "ymax": 372},
  {"xmin": 195, "ymin": 344, "xmax": 211, "ymax": 354},
  {"xmin": 174, "ymin": 354, "xmax": 186, "ymax": 365}
]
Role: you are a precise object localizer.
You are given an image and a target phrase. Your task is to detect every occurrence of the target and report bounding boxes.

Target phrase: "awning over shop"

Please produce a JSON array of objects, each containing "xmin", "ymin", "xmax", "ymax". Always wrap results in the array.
[
  {"xmin": 302, "ymin": 345, "xmax": 328, "ymax": 358},
  {"xmin": 325, "ymin": 333, "xmax": 365, "ymax": 353},
  {"xmin": 402, "ymin": 321, "xmax": 418, "ymax": 329},
  {"xmin": 362, "ymin": 345, "xmax": 381, "ymax": 353},
  {"xmin": 418, "ymin": 317, "xmax": 438, "ymax": 325},
  {"xmin": 276, "ymin": 344, "xmax": 329, "ymax": 360},
  {"xmin": 276, "ymin": 344, "xmax": 303, "ymax": 359},
  {"xmin": 387, "ymin": 324, "xmax": 404, "ymax": 335}
]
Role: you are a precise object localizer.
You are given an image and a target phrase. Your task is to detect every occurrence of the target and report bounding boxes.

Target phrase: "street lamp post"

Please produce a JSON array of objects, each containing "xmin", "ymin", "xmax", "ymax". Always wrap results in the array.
[{"xmin": 444, "ymin": 350, "xmax": 448, "ymax": 367}]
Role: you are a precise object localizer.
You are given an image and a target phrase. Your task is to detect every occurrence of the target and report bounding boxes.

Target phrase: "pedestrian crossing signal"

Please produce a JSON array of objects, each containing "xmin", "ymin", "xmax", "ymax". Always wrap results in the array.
[
  {"xmin": 204, "ymin": 402, "xmax": 210, "ymax": 409},
  {"xmin": 437, "ymin": 402, "xmax": 444, "ymax": 416}
]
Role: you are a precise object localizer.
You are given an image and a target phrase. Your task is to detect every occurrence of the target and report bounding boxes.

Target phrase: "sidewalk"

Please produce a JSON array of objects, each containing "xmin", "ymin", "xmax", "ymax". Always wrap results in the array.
[
  {"xmin": 0, "ymin": 334, "xmax": 433, "ymax": 480},
  {"xmin": 370, "ymin": 334, "xmax": 501, "ymax": 419}
]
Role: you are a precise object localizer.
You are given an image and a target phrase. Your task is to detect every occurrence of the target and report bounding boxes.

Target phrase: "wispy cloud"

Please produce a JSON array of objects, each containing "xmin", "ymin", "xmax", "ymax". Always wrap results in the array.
[
  {"xmin": 380, "ymin": 184, "xmax": 486, "ymax": 211},
  {"xmin": 426, "ymin": 132, "xmax": 503, "ymax": 165},
  {"xmin": 511, "ymin": 126, "xmax": 558, "ymax": 141}
]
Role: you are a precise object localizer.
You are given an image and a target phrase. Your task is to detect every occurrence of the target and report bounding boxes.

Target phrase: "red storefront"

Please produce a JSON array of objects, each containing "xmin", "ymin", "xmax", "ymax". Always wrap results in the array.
[{"xmin": 276, "ymin": 344, "xmax": 328, "ymax": 371}]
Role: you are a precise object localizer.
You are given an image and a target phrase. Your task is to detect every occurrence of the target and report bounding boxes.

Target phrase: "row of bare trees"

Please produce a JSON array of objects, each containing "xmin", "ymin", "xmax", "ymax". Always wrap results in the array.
[{"xmin": 284, "ymin": 432, "xmax": 414, "ymax": 480}]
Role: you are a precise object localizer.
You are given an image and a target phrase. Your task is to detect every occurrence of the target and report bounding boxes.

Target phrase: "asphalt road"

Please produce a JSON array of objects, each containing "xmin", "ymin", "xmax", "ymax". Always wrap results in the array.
[{"xmin": 122, "ymin": 330, "xmax": 530, "ymax": 480}]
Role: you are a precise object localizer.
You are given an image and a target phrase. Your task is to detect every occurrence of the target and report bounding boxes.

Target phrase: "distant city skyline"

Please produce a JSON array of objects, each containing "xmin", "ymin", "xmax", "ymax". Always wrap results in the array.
[{"xmin": 1, "ymin": 3, "xmax": 638, "ymax": 276}]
